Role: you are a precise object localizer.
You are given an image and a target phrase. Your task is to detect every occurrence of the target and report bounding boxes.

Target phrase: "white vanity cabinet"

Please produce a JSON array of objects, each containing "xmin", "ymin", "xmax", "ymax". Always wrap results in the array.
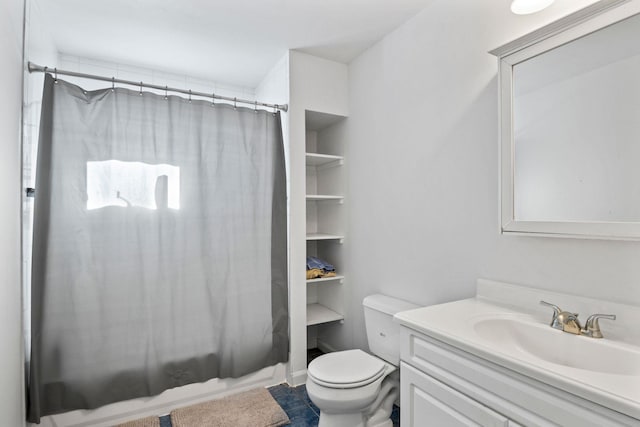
[
  {"xmin": 401, "ymin": 362, "xmax": 519, "ymax": 427},
  {"xmin": 399, "ymin": 326, "xmax": 639, "ymax": 427}
]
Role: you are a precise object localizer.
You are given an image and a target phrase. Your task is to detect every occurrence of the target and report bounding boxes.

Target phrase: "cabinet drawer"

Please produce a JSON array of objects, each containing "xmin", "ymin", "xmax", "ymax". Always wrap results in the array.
[{"xmin": 401, "ymin": 362, "xmax": 514, "ymax": 427}]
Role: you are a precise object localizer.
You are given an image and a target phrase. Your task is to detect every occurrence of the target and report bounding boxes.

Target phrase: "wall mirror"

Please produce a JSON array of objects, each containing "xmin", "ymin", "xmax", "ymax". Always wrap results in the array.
[{"xmin": 491, "ymin": 0, "xmax": 640, "ymax": 240}]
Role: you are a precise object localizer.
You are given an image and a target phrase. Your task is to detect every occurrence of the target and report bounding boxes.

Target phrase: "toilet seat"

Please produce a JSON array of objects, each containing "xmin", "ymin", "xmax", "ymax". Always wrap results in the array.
[{"xmin": 308, "ymin": 349, "xmax": 387, "ymax": 389}]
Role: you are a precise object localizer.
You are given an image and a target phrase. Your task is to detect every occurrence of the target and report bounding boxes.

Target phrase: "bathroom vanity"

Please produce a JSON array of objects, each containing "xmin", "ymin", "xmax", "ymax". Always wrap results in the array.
[{"xmin": 395, "ymin": 279, "xmax": 640, "ymax": 427}]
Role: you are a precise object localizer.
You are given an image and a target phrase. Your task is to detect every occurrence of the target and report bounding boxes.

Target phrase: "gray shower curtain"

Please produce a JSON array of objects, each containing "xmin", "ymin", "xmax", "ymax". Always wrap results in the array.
[{"xmin": 27, "ymin": 74, "xmax": 288, "ymax": 423}]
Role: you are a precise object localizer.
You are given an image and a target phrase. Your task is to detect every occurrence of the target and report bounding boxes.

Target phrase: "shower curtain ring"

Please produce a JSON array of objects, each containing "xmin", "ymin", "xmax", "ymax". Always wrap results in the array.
[
  {"xmin": 211, "ymin": 92, "xmax": 215, "ymax": 106},
  {"xmin": 234, "ymin": 97, "xmax": 237, "ymax": 110},
  {"xmin": 111, "ymin": 77, "xmax": 115, "ymax": 92},
  {"xmin": 164, "ymin": 86, "xmax": 168, "ymax": 100},
  {"xmin": 254, "ymin": 101, "xmax": 258, "ymax": 113},
  {"xmin": 189, "ymin": 90, "xmax": 192, "ymax": 103},
  {"xmin": 54, "ymin": 68, "xmax": 58, "ymax": 83},
  {"xmin": 273, "ymin": 104, "xmax": 277, "ymax": 116},
  {"xmin": 139, "ymin": 81, "xmax": 143, "ymax": 96}
]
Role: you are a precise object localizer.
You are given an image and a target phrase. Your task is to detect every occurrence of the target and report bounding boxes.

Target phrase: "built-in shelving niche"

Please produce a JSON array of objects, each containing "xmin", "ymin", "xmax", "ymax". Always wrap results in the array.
[{"xmin": 305, "ymin": 110, "xmax": 347, "ymax": 354}]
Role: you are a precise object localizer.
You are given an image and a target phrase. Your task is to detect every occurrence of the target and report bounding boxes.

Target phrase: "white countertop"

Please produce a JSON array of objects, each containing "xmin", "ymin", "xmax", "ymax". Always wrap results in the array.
[{"xmin": 394, "ymin": 279, "xmax": 640, "ymax": 420}]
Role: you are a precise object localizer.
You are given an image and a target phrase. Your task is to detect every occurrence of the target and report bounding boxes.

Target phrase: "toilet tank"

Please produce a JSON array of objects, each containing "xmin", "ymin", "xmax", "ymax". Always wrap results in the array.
[{"xmin": 363, "ymin": 294, "xmax": 420, "ymax": 365}]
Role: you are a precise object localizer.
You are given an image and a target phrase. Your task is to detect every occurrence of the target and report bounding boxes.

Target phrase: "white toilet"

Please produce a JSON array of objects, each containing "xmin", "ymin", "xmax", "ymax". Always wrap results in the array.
[{"xmin": 306, "ymin": 294, "xmax": 420, "ymax": 427}]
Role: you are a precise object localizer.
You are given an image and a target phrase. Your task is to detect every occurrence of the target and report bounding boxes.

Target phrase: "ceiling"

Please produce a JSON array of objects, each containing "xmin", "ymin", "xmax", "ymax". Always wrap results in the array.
[{"xmin": 35, "ymin": 0, "xmax": 433, "ymax": 88}]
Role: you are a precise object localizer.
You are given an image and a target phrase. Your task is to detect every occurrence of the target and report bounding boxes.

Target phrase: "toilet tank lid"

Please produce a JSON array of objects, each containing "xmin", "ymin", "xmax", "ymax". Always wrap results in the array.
[{"xmin": 363, "ymin": 294, "xmax": 420, "ymax": 315}]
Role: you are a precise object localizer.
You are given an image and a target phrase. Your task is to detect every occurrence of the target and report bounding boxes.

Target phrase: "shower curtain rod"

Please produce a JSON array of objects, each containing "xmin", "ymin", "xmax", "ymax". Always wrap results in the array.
[{"xmin": 27, "ymin": 62, "xmax": 288, "ymax": 112}]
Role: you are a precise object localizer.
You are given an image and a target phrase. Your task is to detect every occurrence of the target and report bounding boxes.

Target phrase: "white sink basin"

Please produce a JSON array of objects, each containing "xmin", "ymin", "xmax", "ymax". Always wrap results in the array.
[
  {"xmin": 393, "ymin": 280, "xmax": 640, "ymax": 420},
  {"xmin": 473, "ymin": 316, "xmax": 640, "ymax": 376}
]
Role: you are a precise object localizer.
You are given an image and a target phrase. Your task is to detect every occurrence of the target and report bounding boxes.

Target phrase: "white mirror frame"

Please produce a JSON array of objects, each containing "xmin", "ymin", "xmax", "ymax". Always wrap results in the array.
[{"xmin": 491, "ymin": 0, "xmax": 640, "ymax": 240}]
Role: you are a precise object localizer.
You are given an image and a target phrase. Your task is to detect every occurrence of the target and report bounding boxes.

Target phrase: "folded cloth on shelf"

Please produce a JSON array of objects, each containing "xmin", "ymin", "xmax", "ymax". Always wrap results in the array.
[
  {"xmin": 306, "ymin": 256, "xmax": 337, "ymax": 280},
  {"xmin": 306, "ymin": 256, "xmax": 335, "ymax": 272},
  {"xmin": 306, "ymin": 268, "xmax": 324, "ymax": 280}
]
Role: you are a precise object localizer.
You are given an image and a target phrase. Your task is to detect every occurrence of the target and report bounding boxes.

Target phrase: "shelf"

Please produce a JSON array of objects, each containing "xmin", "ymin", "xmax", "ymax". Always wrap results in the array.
[
  {"xmin": 305, "ymin": 112, "xmax": 346, "ymax": 336},
  {"xmin": 306, "ymin": 194, "xmax": 344, "ymax": 202},
  {"xmin": 307, "ymin": 275, "xmax": 345, "ymax": 284},
  {"xmin": 305, "ymin": 110, "xmax": 346, "ymax": 132},
  {"xmin": 306, "ymin": 233, "xmax": 344, "ymax": 242},
  {"xmin": 307, "ymin": 303, "xmax": 344, "ymax": 326},
  {"xmin": 306, "ymin": 153, "xmax": 344, "ymax": 167}
]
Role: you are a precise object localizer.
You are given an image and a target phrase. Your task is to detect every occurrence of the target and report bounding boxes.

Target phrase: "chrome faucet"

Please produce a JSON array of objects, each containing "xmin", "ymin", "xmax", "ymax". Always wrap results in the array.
[
  {"xmin": 539, "ymin": 301, "xmax": 616, "ymax": 338},
  {"xmin": 540, "ymin": 301, "xmax": 581, "ymax": 334},
  {"xmin": 581, "ymin": 313, "xmax": 617, "ymax": 338}
]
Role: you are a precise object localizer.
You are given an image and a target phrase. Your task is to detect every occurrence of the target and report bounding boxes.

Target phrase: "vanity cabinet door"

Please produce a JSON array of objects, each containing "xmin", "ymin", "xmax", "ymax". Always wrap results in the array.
[{"xmin": 401, "ymin": 362, "xmax": 512, "ymax": 427}]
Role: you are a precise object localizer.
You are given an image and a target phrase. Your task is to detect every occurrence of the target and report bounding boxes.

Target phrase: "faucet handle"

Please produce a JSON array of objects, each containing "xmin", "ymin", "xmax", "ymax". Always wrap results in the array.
[
  {"xmin": 540, "ymin": 300, "xmax": 561, "ymax": 313},
  {"xmin": 540, "ymin": 301, "xmax": 563, "ymax": 330},
  {"xmin": 583, "ymin": 313, "xmax": 616, "ymax": 339}
]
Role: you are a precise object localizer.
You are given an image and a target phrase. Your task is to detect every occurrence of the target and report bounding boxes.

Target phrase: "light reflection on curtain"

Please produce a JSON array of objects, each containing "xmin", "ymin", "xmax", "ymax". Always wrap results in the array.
[
  {"xmin": 27, "ymin": 74, "xmax": 288, "ymax": 423},
  {"xmin": 86, "ymin": 160, "xmax": 181, "ymax": 210}
]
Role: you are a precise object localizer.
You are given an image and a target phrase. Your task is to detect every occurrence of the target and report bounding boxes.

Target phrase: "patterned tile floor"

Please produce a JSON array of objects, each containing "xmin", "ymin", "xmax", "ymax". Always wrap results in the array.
[
  {"xmin": 267, "ymin": 383, "xmax": 401, "ymax": 427},
  {"xmin": 159, "ymin": 414, "xmax": 171, "ymax": 426},
  {"xmin": 158, "ymin": 383, "xmax": 400, "ymax": 427},
  {"xmin": 268, "ymin": 383, "xmax": 320, "ymax": 426}
]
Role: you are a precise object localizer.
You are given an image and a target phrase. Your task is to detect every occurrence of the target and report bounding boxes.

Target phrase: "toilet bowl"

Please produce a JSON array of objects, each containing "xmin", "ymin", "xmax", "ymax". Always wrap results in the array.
[{"xmin": 306, "ymin": 294, "xmax": 419, "ymax": 427}]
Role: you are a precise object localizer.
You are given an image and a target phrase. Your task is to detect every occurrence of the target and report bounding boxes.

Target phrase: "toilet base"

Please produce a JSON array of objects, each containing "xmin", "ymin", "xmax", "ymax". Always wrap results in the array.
[
  {"xmin": 317, "ymin": 407, "xmax": 394, "ymax": 427},
  {"xmin": 318, "ymin": 411, "xmax": 366, "ymax": 427},
  {"xmin": 364, "ymin": 373, "xmax": 398, "ymax": 427},
  {"xmin": 314, "ymin": 371, "xmax": 399, "ymax": 427}
]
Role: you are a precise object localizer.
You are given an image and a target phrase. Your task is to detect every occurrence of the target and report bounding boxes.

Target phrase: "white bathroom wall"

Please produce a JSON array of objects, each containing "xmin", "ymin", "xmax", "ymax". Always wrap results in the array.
[
  {"xmin": 339, "ymin": 0, "xmax": 640, "ymax": 352},
  {"xmin": 22, "ymin": 0, "xmax": 58, "ymax": 369},
  {"xmin": 54, "ymin": 53, "xmax": 255, "ymax": 98},
  {"xmin": 256, "ymin": 53, "xmax": 290, "ymax": 108},
  {"xmin": 256, "ymin": 54, "xmax": 290, "ymax": 222},
  {"xmin": 288, "ymin": 51, "xmax": 348, "ymax": 384},
  {"xmin": 0, "ymin": 0, "xmax": 25, "ymax": 424}
]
